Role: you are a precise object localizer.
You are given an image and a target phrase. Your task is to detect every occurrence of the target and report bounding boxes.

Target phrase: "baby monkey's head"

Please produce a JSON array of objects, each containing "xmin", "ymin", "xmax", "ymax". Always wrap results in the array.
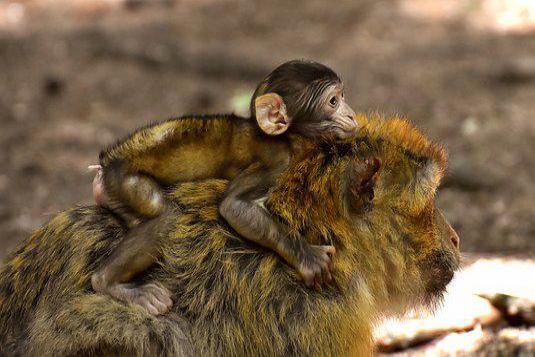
[{"xmin": 251, "ymin": 60, "xmax": 359, "ymax": 140}]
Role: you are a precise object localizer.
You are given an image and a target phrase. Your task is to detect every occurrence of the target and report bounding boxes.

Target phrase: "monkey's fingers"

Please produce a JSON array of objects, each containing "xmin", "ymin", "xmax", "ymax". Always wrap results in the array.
[
  {"xmin": 317, "ymin": 245, "xmax": 336, "ymax": 257},
  {"xmin": 317, "ymin": 255, "xmax": 334, "ymax": 288},
  {"xmin": 297, "ymin": 265, "xmax": 316, "ymax": 288},
  {"xmin": 145, "ymin": 283, "xmax": 173, "ymax": 308},
  {"xmin": 360, "ymin": 158, "xmax": 381, "ymax": 187},
  {"xmin": 135, "ymin": 296, "xmax": 160, "ymax": 316},
  {"xmin": 322, "ymin": 265, "xmax": 333, "ymax": 284},
  {"xmin": 314, "ymin": 267, "xmax": 324, "ymax": 289},
  {"xmin": 303, "ymin": 272, "xmax": 315, "ymax": 288},
  {"xmin": 314, "ymin": 276, "xmax": 323, "ymax": 292},
  {"xmin": 149, "ymin": 298, "xmax": 168, "ymax": 315},
  {"xmin": 133, "ymin": 283, "xmax": 173, "ymax": 315},
  {"xmin": 318, "ymin": 247, "xmax": 334, "ymax": 284}
]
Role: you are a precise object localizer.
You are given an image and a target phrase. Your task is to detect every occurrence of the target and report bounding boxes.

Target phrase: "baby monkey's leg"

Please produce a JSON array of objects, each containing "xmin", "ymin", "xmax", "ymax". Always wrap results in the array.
[
  {"xmin": 102, "ymin": 161, "xmax": 167, "ymax": 220},
  {"xmin": 91, "ymin": 213, "xmax": 173, "ymax": 315},
  {"xmin": 90, "ymin": 161, "xmax": 172, "ymax": 315},
  {"xmin": 89, "ymin": 165, "xmax": 107, "ymax": 205}
]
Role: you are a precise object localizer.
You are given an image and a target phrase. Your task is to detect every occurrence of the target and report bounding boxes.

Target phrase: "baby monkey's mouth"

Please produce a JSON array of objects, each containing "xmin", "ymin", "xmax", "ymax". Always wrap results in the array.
[{"xmin": 333, "ymin": 125, "xmax": 359, "ymax": 139}]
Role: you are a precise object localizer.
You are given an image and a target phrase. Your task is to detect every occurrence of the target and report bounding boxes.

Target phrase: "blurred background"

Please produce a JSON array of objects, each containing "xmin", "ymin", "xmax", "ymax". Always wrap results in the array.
[{"xmin": 0, "ymin": 0, "xmax": 533, "ymax": 354}]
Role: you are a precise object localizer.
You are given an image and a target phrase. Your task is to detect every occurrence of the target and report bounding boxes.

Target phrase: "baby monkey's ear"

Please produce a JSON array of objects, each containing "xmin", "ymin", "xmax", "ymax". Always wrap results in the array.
[
  {"xmin": 346, "ymin": 157, "xmax": 381, "ymax": 214},
  {"xmin": 254, "ymin": 93, "xmax": 290, "ymax": 135}
]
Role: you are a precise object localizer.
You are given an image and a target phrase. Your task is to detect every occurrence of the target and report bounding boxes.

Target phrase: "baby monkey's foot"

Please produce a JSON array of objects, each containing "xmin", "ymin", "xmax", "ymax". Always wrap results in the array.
[
  {"xmin": 93, "ymin": 275, "xmax": 173, "ymax": 315},
  {"xmin": 125, "ymin": 282, "xmax": 173, "ymax": 315},
  {"xmin": 297, "ymin": 245, "xmax": 335, "ymax": 290},
  {"xmin": 88, "ymin": 164, "xmax": 108, "ymax": 205}
]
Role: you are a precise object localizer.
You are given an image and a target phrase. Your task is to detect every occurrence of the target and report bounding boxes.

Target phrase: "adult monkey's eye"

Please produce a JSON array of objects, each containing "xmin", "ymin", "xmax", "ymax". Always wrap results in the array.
[{"xmin": 329, "ymin": 96, "xmax": 338, "ymax": 107}]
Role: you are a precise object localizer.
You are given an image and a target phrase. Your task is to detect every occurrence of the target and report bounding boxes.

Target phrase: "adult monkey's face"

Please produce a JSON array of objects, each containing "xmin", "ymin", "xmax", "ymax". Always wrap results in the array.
[
  {"xmin": 354, "ymin": 115, "xmax": 461, "ymax": 304},
  {"xmin": 364, "ymin": 116, "xmax": 460, "ymax": 304}
]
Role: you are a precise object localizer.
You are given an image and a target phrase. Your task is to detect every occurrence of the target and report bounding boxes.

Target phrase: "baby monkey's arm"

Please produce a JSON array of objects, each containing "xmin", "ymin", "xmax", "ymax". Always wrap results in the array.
[{"xmin": 220, "ymin": 164, "xmax": 335, "ymax": 289}]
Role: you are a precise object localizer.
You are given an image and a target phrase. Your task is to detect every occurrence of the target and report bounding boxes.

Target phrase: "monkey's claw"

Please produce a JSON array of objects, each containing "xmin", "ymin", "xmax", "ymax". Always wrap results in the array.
[
  {"xmin": 298, "ymin": 244, "xmax": 335, "ymax": 290},
  {"xmin": 130, "ymin": 283, "xmax": 173, "ymax": 315}
]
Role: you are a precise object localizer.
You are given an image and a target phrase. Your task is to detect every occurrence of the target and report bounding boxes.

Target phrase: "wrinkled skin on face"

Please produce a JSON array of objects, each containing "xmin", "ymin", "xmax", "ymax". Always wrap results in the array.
[{"xmin": 300, "ymin": 82, "xmax": 357, "ymax": 139}]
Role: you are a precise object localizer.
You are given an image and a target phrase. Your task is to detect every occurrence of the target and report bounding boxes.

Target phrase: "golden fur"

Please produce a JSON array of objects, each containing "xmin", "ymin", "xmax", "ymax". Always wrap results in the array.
[{"xmin": 0, "ymin": 114, "xmax": 459, "ymax": 356}]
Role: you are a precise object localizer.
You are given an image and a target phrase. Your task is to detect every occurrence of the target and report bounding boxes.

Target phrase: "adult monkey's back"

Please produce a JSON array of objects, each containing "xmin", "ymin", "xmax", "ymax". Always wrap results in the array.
[{"xmin": 0, "ymin": 114, "xmax": 460, "ymax": 356}]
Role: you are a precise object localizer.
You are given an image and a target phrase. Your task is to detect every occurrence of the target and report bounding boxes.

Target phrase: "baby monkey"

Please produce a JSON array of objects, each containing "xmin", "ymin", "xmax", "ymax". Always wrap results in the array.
[{"xmin": 91, "ymin": 60, "xmax": 359, "ymax": 314}]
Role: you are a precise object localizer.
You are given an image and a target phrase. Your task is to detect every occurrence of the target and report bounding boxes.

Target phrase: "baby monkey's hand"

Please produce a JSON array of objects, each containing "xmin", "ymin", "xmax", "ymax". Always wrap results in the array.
[{"xmin": 297, "ymin": 244, "xmax": 336, "ymax": 290}]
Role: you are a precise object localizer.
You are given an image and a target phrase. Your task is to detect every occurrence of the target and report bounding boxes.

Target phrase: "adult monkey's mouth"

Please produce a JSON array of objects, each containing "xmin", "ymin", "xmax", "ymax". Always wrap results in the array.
[{"xmin": 420, "ymin": 250, "xmax": 460, "ymax": 302}]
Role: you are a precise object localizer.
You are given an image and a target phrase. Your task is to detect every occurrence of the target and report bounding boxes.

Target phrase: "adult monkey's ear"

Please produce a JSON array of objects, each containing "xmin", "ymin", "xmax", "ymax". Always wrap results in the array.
[
  {"xmin": 254, "ymin": 93, "xmax": 290, "ymax": 135},
  {"xmin": 346, "ymin": 157, "xmax": 381, "ymax": 214}
]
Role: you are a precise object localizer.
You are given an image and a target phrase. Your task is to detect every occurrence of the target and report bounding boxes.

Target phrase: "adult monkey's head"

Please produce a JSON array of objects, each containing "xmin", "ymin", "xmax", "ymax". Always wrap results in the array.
[
  {"xmin": 267, "ymin": 114, "xmax": 461, "ymax": 308},
  {"xmin": 251, "ymin": 60, "xmax": 359, "ymax": 139}
]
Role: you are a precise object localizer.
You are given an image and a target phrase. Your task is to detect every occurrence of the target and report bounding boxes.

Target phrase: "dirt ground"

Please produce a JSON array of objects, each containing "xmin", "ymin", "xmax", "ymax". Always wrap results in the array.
[{"xmin": 0, "ymin": 0, "xmax": 534, "ymax": 259}]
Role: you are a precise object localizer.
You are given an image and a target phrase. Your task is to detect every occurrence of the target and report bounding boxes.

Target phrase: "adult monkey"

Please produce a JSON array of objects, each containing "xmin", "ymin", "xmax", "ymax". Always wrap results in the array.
[
  {"xmin": 91, "ymin": 60, "xmax": 358, "ymax": 313},
  {"xmin": 0, "ymin": 114, "xmax": 460, "ymax": 356}
]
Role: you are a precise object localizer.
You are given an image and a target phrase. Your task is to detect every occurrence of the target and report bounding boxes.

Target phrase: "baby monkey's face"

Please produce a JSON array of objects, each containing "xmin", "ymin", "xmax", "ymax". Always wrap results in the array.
[
  {"xmin": 288, "ymin": 81, "xmax": 359, "ymax": 141},
  {"xmin": 316, "ymin": 83, "xmax": 358, "ymax": 139},
  {"xmin": 252, "ymin": 60, "xmax": 360, "ymax": 141}
]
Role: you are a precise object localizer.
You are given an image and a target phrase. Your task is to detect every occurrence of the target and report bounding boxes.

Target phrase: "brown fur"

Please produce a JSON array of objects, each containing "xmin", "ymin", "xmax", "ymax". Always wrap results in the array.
[
  {"xmin": 100, "ymin": 114, "xmax": 287, "ymax": 184},
  {"xmin": 0, "ymin": 114, "xmax": 460, "ymax": 356}
]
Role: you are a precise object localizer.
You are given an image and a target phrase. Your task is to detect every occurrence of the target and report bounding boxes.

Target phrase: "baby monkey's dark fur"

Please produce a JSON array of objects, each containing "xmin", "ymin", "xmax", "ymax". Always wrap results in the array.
[{"xmin": 92, "ymin": 60, "xmax": 359, "ymax": 314}]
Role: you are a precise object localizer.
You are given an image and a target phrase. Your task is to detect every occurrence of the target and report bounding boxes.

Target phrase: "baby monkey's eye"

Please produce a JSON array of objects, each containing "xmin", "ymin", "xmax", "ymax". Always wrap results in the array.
[{"xmin": 329, "ymin": 96, "xmax": 338, "ymax": 107}]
